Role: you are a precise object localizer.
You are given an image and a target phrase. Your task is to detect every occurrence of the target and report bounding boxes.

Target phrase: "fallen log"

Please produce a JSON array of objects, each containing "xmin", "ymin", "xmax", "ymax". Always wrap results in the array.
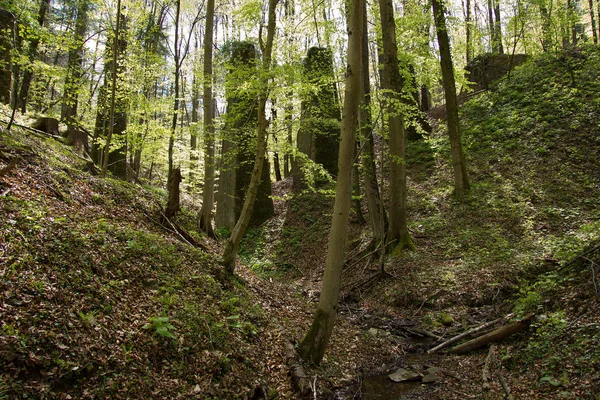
[
  {"xmin": 450, "ymin": 315, "xmax": 534, "ymax": 355},
  {"xmin": 427, "ymin": 315, "xmax": 509, "ymax": 354},
  {"xmin": 285, "ymin": 342, "xmax": 312, "ymax": 397}
]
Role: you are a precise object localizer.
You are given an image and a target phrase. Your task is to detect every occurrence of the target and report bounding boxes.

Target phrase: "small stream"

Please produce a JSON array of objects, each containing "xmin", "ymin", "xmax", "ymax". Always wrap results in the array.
[
  {"xmin": 335, "ymin": 353, "xmax": 440, "ymax": 400},
  {"xmin": 360, "ymin": 375, "xmax": 424, "ymax": 399}
]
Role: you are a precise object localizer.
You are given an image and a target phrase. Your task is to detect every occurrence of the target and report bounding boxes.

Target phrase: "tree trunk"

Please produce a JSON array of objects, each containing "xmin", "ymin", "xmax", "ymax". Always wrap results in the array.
[
  {"xmin": 0, "ymin": 9, "xmax": 13, "ymax": 105},
  {"xmin": 378, "ymin": 0, "xmax": 413, "ymax": 251},
  {"xmin": 18, "ymin": 0, "xmax": 50, "ymax": 114},
  {"xmin": 167, "ymin": 0, "xmax": 181, "ymax": 181},
  {"xmin": 61, "ymin": 0, "xmax": 90, "ymax": 130},
  {"xmin": 487, "ymin": 0, "xmax": 495, "ymax": 51},
  {"xmin": 271, "ymin": 103, "xmax": 283, "ymax": 181},
  {"xmin": 465, "ymin": 0, "xmax": 472, "ymax": 63},
  {"xmin": 165, "ymin": 167, "xmax": 182, "ymax": 218},
  {"xmin": 590, "ymin": 0, "xmax": 598, "ymax": 44},
  {"xmin": 101, "ymin": 0, "xmax": 127, "ymax": 179},
  {"xmin": 352, "ymin": 161, "xmax": 365, "ymax": 224},
  {"xmin": 190, "ymin": 39, "xmax": 200, "ymax": 185},
  {"xmin": 222, "ymin": 0, "xmax": 279, "ymax": 275},
  {"xmin": 297, "ymin": 0, "xmax": 363, "ymax": 364},
  {"xmin": 359, "ymin": 0, "xmax": 387, "ymax": 259},
  {"xmin": 493, "ymin": 0, "xmax": 504, "ymax": 53},
  {"xmin": 432, "ymin": 0, "xmax": 470, "ymax": 195},
  {"xmin": 199, "ymin": 0, "xmax": 215, "ymax": 237}
]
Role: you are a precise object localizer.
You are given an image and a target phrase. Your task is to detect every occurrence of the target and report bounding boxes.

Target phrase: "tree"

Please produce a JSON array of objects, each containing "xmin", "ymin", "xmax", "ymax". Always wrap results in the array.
[
  {"xmin": 359, "ymin": 0, "xmax": 387, "ymax": 264},
  {"xmin": 0, "ymin": 9, "xmax": 14, "ymax": 106},
  {"xmin": 297, "ymin": 0, "xmax": 363, "ymax": 364},
  {"xmin": 17, "ymin": 0, "xmax": 50, "ymax": 114},
  {"xmin": 589, "ymin": 0, "xmax": 598, "ymax": 44},
  {"xmin": 432, "ymin": 0, "xmax": 470, "ymax": 195},
  {"xmin": 199, "ymin": 0, "xmax": 216, "ymax": 237},
  {"xmin": 378, "ymin": 0, "xmax": 414, "ymax": 250},
  {"xmin": 61, "ymin": 0, "xmax": 91, "ymax": 130},
  {"xmin": 98, "ymin": 0, "xmax": 128, "ymax": 178},
  {"xmin": 222, "ymin": 0, "xmax": 279, "ymax": 275}
]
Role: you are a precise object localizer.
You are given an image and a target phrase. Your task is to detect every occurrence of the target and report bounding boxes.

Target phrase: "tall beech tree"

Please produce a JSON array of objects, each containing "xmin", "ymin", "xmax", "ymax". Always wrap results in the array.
[
  {"xmin": 222, "ymin": 0, "xmax": 279, "ymax": 275},
  {"xmin": 378, "ymin": 0, "xmax": 413, "ymax": 250},
  {"xmin": 432, "ymin": 0, "xmax": 470, "ymax": 194},
  {"xmin": 199, "ymin": 0, "xmax": 215, "ymax": 236},
  {"xmin": 297, "ymin": 0, "xmax": 363, "ymax": 364}
]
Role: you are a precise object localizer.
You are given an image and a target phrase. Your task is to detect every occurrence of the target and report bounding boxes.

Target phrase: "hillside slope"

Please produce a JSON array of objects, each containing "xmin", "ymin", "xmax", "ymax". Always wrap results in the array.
[{"xmin": 0, "ymin": 130, "xmax": 290, "ymax": 399}]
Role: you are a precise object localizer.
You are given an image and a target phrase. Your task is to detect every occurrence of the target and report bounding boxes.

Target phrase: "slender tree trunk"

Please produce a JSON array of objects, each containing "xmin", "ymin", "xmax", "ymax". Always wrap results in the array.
[
  {"xmin": 590, "ymin": 0, "xmax": 598, "ymax": 44},
  {"xmin": 199, "ymin": 0, "xmax": 215, "ymax": 237},
  {"xmin": 190, "ymin": 39, "xmax": 199, "ymax": 184},
  {"xmin": 432, "ymin": 0, "xmax": 470, "ymax": 195},
  {"xmin": 62, "ymin": 0, "xmax": 90, "ymax": 129},
  {"xmin": 297, "ymin": 0, "xmax": 363, "ymax": 365},
  {"xmin": 465, "ymin": 0, "xmax": 472, "ymax": 63},
  {"xmin": 222, "ymin": 0, "xmax": 279, "ymax": 274},
  {"xmin": 18, "ymin": 0, "xmax": 50, "ymax": 114},
  {"xmin": 597, "ymin": 0, "xmax": 600, "ymax": 41},
  {"xmin": 101, "ymin": 0, "xmax": 123, "ymax": 177},
  {"xmin": 272, "ymin": 103, "xmax": 283, "ymax": 181},
  {"xmin": 167, "ymin": 0, "xmax": 181, "ymax": 181},
  {"xmin": 359, "ymin": 0, "xmax": 387, "ymax": 258},
  {"xmin": 352, "ymin": 161, "xmax": 365, "ymax": 224},
  {"xmin": 0, "ymin": 9, "xmax": 13, "ymax": 106},
  {"xmin": 494, "ymin": 0, "xmax": 504, "ymax": 53},
  {"xmin": 283, "ymin": 0, "xmax": 294, "ymax": 179},
  {"xmin": 487, "ymin": 0, "xmax": 495, "ymax": 51},
  {"xmin": 378, "ymin": 0, "xmax": 413, "ymax": 250}
]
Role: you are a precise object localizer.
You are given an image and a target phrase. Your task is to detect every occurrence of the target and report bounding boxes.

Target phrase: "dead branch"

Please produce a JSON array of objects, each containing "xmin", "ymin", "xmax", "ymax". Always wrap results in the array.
[
  {"xmin": 497, "ymin": 372, "xmax": 514, "ymax": 400},
  {"xmin": 285, "ymin": 342, "xmax": 312, "ymax": 397},
  {"xmin": 450, "ymin": 315, "xmax": 534, "ymax": 355},
  {"xmin": 482, "ymin": 343, "xmax": 495, "ymax": 390},
  {"xmin": 427, "ymin": 315, "xmax": 508, "ymax": 354},
  {"xmin": 0, "ymin": 158, "xmax": 17, "ymax": 177}
]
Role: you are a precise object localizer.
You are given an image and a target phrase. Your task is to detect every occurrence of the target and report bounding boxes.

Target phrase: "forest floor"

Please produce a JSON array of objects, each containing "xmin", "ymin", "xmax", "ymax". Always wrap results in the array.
[{"xmin": 2, "ymin": 46, "xmax": 600, "ymax": 399}]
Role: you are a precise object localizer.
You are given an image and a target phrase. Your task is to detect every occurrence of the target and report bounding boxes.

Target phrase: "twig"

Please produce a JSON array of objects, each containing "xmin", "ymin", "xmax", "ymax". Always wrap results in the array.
[
  {"xmin": 312, "ymin": 376, "xmax": 317, "ymax": 400},
  {"xmin": 427, "ymin": 315, "xmax": 509, "ymax": 354}
]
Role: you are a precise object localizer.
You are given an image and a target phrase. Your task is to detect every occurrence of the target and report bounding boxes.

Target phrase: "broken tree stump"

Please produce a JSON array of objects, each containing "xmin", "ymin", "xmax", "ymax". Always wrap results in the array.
[{"xmin": 450, "ymin": 315, "xmax": 534, "ymax": 355}]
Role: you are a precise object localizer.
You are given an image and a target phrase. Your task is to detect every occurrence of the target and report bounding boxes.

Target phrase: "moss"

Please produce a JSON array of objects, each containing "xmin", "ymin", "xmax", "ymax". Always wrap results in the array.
[{"xmin": 297, "ymin": 307, "xmax": 334, "ymax": 365}]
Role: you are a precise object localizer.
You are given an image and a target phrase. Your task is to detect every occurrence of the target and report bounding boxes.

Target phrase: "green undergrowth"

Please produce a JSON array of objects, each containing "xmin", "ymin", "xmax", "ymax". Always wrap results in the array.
[
  {"xmin": 380, "ymin": 46, "xmax": 600, "ymax": 315},
  {"xmin": 241, "ymin": 187, "xmax": 334, "ymax": 280},
  {"xmin": 373, "ymin": 46, "xmax": 600, "ymax": 396},
  {"xmin": 0, "ymin": 130, "xmax": 273, "ymax": 399}
]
